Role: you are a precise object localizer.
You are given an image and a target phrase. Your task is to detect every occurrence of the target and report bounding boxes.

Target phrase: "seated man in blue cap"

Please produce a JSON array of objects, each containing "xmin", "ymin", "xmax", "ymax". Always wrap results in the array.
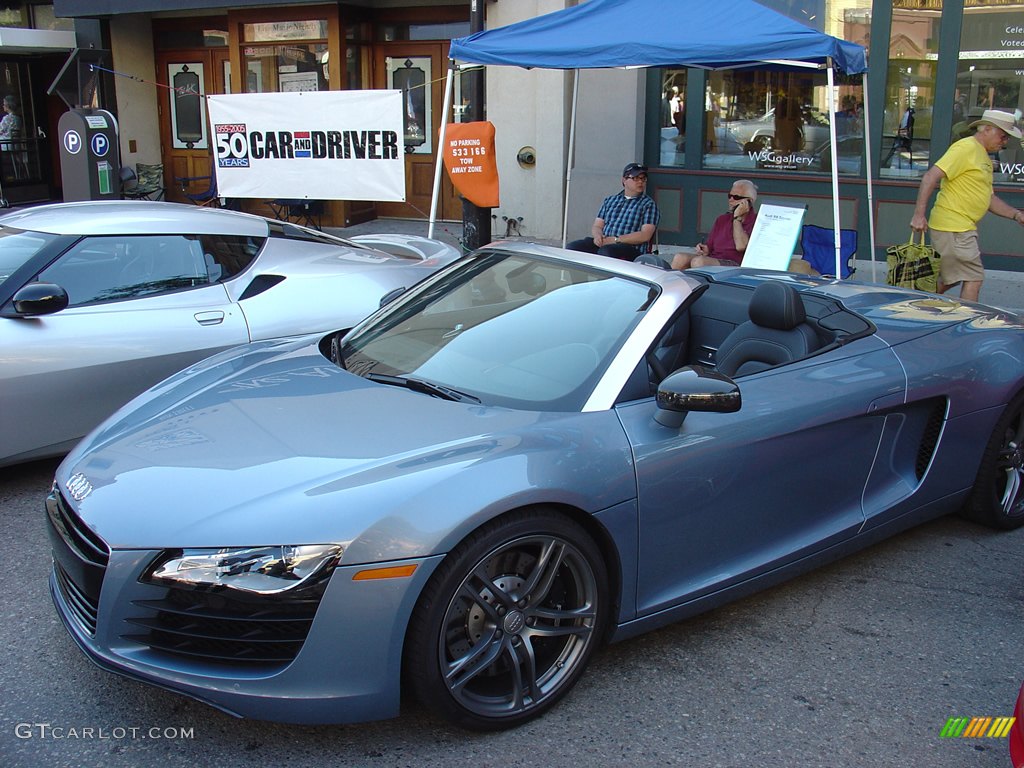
[{"xmin": 567, "ymin": 163, "xmax": 661, "ymax": 260}]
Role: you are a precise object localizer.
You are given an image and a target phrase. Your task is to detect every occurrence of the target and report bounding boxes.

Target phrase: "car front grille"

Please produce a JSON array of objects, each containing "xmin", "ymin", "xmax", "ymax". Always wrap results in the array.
[
  {"xmin": 46, "ymin": 488, "xmax": 110, "ymax": 636},
  {"xmin": 47, "ymin": 483, "xmax": 328, "ymax": 668},
  {"xmin": 123, "ymin": 578, "xmax": 328, "ymax": 667}
]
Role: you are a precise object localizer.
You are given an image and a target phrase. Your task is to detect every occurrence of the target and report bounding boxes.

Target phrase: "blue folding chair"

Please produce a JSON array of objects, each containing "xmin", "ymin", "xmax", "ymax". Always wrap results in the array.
[{"xmin": 799, "ymin": 224, "xmax": 857, "ymax": 279}]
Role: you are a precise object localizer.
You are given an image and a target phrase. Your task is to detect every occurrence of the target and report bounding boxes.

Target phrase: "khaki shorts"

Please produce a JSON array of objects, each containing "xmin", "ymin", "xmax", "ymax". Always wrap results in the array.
[{"xmin": 929, "ymin": 229, "xmax": 984, "ymax": 284}]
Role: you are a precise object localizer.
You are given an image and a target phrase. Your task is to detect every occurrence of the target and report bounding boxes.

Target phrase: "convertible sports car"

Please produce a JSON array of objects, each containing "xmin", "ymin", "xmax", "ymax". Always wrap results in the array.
[
  {"xmin": 47, "ymin": 243, "xmax": 1024, "ymax": 730},
  {"xmin": 0, "ymin": 201, "xmax": 458, "ymax": 466}
]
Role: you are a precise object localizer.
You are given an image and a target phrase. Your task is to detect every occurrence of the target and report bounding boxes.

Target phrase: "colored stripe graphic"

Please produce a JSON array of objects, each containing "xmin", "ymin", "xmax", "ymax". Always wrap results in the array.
[
  {"xmin": 940, "ymin": 716, "xmax": 1016, "ymax": 738},
  {"xmin": 940, "ymin": 717, "xmax": 969, "ymax": 738},
  {"xmin": 964, "ymin": 717, "xmax": 991, "ymax": 738},
  {"xmin": 989, "ymin": 717, "xmax": 1016, "ymax": 738}
]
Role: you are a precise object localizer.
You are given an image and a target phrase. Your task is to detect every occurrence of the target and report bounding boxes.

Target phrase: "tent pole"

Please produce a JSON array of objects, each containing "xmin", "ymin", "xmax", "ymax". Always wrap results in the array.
[
  {"xmin": 562, "ymin": 69, "xmax": 580, "ymax": 248},
  {"xmin": 861, "ymin": 71, "xmax": 878, "ymax": 283},
  {"xmin": 826, "ymin": 60, "xmax": 842, "ymax": 278},
  {"xmin": 428, "ymin": 64, "xmax": 455, "ymax": 240}
]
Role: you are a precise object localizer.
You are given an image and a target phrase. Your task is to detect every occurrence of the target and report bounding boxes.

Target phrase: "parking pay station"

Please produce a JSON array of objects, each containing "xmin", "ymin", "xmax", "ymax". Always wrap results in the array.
[{"xmin": 58, "ymin": 109, "xmax": 120, "ymax": 202}]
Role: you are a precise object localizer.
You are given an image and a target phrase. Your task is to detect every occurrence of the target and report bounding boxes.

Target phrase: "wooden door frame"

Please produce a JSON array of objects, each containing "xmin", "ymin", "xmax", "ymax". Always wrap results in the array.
[
  {"xmin": 373, "ymin": 41, "xmax": 460, "ymax": 220},
  {"xmin": 157, "ymin": 49, "xmax": 222, "ymax": 204}
]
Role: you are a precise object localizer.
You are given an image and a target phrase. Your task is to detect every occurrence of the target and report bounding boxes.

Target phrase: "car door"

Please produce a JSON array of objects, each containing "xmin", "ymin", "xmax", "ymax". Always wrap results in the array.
[
  {"xmin": 1, "ymin": 234, "xmax": 249, "ymax": 462},
  {"xmin": 615, "ymin": 339, "xmax": 905, "ymax": 617}
]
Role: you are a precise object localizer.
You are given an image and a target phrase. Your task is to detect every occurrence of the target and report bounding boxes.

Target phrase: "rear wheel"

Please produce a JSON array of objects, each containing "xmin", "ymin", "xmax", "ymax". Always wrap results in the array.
[
  {"xmin": 405, "ymin": 509, "xmax": 608, "ymax": 730},
  {"xmin": 964, "ymin": 392, "xmax": 1024, "ymax": 530}
]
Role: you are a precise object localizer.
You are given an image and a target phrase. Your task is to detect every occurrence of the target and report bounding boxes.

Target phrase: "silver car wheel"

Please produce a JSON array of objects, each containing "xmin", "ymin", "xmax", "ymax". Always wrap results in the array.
[{"xmin": 407, "ymin": 510, "xmax": 607, "ymax": 729}]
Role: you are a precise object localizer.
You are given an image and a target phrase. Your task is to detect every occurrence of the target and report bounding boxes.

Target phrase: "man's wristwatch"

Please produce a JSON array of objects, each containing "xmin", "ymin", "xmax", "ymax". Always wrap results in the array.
[{"xmin": 614, "ymin": 236, "xmax": 620, "ymax": 243}]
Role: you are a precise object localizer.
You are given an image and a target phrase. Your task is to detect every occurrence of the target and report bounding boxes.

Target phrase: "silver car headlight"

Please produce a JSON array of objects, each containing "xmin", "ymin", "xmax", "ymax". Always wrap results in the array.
[{"xmin": 145, "ymin": 544, "xmax": 344, "ymax": 595}]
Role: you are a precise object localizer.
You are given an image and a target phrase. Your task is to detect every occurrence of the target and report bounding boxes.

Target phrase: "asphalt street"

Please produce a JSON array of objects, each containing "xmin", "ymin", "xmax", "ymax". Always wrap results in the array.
[{"xmin": 2, "ymin": 456, "xmax": 1021, "ymax": 768}]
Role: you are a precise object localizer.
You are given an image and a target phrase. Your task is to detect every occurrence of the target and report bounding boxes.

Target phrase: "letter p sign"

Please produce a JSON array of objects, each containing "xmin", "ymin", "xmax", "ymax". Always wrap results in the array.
[
  {"xmin": 63, "ymin": 130, "xmax": 83, "ymax": 155},
  {"xmin": 91, "ymin": 133, "xmax": 109, "ymax": 157}
]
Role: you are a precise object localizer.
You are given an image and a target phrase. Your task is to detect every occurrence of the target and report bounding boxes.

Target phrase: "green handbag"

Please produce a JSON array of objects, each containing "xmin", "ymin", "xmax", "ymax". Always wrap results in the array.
[{"xmin": 886, "ymin": 231, "xmax": 941, "ymax": 293}]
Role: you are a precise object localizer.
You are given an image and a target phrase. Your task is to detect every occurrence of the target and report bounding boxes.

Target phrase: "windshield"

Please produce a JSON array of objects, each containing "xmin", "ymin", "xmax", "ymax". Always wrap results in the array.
[
  {"xmin": 0, "ymin": 227, "xmax": 62, "ymax": 289},
  {"xmin": 340, "ymin": 251, "xmax": 655, "ymax": 411}
]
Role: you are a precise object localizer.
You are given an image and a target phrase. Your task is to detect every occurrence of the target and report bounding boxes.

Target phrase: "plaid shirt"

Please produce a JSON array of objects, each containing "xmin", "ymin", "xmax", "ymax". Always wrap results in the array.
[{"xmin": 597, "ymin": 192, "xmax": 661, "ymax": 254}]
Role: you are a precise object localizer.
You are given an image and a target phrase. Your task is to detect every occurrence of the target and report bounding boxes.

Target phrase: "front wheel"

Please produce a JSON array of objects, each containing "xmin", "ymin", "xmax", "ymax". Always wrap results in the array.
[
  {"xmin": 964, "ymin": 392, "xmax": 1024, "ymax": 529},
  {"xmin": 405, "ymin": 509, "xmax": 608, "ymax": 730}
]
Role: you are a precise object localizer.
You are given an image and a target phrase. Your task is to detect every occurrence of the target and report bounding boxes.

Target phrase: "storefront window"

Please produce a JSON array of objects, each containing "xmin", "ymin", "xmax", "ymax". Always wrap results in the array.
[
  {"xmin": 243, "ymin": 44, "xmax": 328, "ymax": 93},
  {"xmin": 701, "ymin": 69, "xmax": 865, "ymax": 175},
  {"xmin": 345, "ymin": 24, "xmax": 371, "ymax": 90},
  {"xmin": 956, "ymin": 1, "xmax": 1024, "ymax": 183},
  {"xmin": 0, "ymin": 61, "xmax": 37, "ymax": 183},
  {"xmin": 659, "ymin": 70, "xmax": 686, "ymax": 166},
  {"xmin": 880, "ymin": 3, "xmax": 941, "ymax": 179},
  {"xmin": 241, "ymin": 20, "xmax": 328, "ymax": 93}
]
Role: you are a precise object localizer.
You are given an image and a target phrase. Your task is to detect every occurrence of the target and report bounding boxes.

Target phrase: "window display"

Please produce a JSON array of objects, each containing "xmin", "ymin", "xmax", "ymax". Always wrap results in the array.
[
  {"xmin": 880, "ymin": 4, "xmax": 941, "ymax": 179},
  {"xmin": 659, "ymin": 70, "xmax": 686, "ymax": 166},
  {"xmin": 956, "ymin": 1, "xmax": 1024, "ymax": 183},
  {"xmin": 699, "ymin": 69, "xmax": 864, "ymax": 176},
  {"xmin": 242, "ymin": 20, "xmax": 329, "ymax": 94}
]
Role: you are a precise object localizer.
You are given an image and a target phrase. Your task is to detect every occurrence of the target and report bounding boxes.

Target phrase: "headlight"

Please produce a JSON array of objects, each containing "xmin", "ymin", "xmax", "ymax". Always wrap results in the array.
[{"xmin": 145, "ymin": 544, "xmax": 344, "ymax": 595}]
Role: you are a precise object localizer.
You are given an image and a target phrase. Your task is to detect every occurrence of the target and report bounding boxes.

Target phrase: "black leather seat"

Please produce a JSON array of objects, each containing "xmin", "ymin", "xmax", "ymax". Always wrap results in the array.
[{"xmin": 715, "ymin": 282, "xmax": 820, "ymax": 377}]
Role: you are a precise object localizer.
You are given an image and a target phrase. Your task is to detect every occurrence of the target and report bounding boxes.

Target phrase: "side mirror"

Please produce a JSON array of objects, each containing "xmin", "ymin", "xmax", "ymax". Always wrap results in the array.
[
  {"xmin": 655, "ymin": 365, "xmax": 741, "ymax": 428},
  {"xmin": 4, "ymin": 283, "xmax": 70, "ymax": 317}
]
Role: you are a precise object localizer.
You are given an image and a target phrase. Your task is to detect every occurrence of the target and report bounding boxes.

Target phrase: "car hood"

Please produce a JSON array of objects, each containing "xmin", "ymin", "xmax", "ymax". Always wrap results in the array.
[{"xmin": 57, "ymin": 337, "xmax": 635, "ymax": 559}]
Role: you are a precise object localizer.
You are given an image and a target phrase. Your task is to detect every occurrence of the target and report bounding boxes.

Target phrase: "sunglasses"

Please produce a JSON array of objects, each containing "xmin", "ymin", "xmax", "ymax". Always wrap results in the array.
[
  {"xmin": 728, "ymin": 194, "xmax": 750, "ymax": 201},
  {"xmin": 626, "ymin": 174, "xmax": 648, "ymax": 180}
]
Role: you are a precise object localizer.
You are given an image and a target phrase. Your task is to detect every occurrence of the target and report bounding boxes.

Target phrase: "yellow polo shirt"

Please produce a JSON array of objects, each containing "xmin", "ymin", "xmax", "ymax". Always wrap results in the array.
[{"xmin": 929, "ymin": 136, "xmax": 993, "ymax": 232}]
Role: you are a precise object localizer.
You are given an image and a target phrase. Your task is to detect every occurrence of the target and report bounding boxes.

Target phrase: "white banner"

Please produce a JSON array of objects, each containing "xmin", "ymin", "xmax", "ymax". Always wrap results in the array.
[{"xmin": 207, "ymin": 91, "xmax": 405, "ymax": 201}]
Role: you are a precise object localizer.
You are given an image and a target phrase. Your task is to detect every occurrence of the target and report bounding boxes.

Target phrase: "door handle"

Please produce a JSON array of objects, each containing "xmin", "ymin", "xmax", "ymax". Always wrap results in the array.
[{"xmin": 194, "ymin": 311, "xmax": 225, "ymax": 326}]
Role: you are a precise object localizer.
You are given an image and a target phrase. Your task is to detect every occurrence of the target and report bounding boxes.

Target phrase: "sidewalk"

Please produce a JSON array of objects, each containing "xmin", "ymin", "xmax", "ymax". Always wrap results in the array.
[{"xmin": 336, "ymin": 217, "xmax": 1024, "ymax": 314}]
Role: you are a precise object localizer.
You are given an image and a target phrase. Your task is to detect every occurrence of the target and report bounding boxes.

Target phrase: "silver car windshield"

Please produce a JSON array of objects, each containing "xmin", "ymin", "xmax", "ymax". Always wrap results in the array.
[
  {"xmin": 0, "ymin": 228, "xmax": 62, "ymax": 289},
  {"xmin": 341, "ymin": 251, "xmax": 656, "ymax": 411}
]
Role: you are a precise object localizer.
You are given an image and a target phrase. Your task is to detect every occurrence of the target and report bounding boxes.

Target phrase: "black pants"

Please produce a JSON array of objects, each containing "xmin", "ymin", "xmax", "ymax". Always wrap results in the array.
[{"xmin": 567, "ymin": 237, "xmax": 641, "ymax": 261}]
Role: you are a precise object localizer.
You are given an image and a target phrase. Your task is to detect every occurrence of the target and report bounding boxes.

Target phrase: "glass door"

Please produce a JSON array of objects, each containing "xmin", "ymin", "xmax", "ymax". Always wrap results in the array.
[{"xmin": 0, "ymin": 60, "xmax": 41, "ymax": 194}]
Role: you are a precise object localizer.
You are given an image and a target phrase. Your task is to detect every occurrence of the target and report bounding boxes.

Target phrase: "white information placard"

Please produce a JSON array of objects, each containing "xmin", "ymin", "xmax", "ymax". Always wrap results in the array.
[
  {"xmin": 742, "ymin": 204, "xmax": 806, "ymax": 271},
  {"xmin": 207, "ymin": 90, "xmax": 405, "ymax": 201}
]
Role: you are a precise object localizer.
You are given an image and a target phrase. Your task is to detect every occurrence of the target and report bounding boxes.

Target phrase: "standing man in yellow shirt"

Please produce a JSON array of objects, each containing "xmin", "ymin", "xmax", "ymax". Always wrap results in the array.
[{"xmin": 911, "ymin": 109, "xmax": 1024, "ymax": 303}]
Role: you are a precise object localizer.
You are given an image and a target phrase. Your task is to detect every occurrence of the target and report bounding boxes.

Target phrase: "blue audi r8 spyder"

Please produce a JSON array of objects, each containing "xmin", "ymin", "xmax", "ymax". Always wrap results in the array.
[{"xmin": 47, "ymin": 242, "xmax": 1024, "ymax": 730}]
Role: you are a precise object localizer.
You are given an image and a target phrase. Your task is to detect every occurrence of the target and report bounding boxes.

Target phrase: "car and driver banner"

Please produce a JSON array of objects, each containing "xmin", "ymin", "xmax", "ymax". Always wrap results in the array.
[{"xmin": 206, "ymin": 91, "xmax": 406, "ymax": 201}]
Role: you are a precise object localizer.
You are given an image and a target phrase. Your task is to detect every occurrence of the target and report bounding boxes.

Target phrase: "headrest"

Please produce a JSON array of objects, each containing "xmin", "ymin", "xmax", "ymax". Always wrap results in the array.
[{"xmin": 748, "ymin": 282, "xmax": 806, "ymax": 330}]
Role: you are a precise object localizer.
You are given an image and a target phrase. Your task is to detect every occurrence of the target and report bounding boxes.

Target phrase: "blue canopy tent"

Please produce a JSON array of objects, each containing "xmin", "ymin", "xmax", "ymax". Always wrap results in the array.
[{"xmin": 433, "ymin": 0, "xmax": 873, "ymax": 279}]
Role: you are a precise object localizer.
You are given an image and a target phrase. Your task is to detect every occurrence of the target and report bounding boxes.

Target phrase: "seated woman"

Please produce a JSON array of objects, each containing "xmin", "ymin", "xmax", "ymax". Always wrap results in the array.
[{"xmin": 672, "ymin": 179, "xmax": 757, "ymax": 269}]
